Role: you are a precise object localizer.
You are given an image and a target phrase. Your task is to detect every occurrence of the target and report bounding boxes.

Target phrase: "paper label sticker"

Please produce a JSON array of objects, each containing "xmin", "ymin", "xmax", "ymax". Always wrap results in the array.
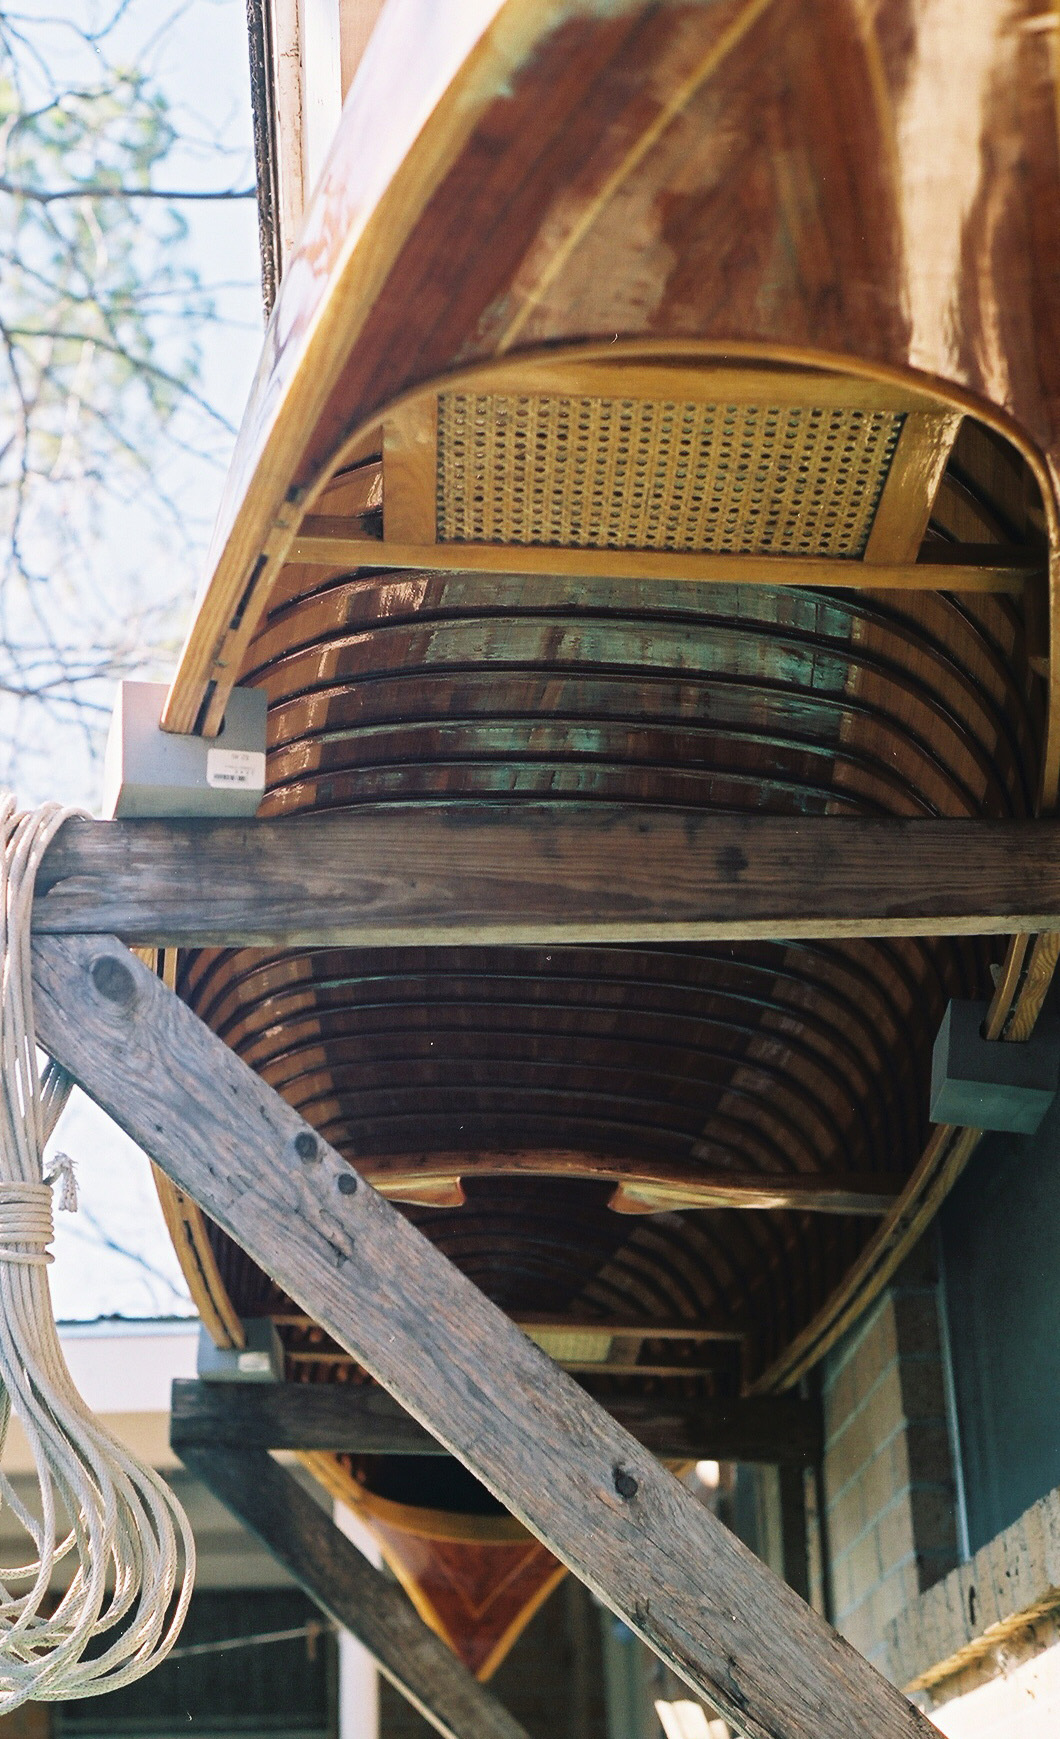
[
  {"xmin": 236, "ymin": 1350, "xmax": 273, "ymax": 1375},
  {"xmin": 206, "ymin": 748, "xmax": 266, "ymax": 791}
]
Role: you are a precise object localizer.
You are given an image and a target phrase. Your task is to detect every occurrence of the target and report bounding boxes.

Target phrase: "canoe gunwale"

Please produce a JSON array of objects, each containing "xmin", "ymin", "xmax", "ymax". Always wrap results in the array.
[{"xmin": 156, "ymin": 0, "xmax": 1060, "ymax": 1403}]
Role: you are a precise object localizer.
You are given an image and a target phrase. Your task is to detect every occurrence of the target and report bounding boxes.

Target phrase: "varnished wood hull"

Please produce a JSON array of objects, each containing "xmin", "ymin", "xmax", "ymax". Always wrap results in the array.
[
  {"xmin": 302, "ymin": 1452, "xmax": 564, "ymax": 1679},
  {"xmin": 165, "ymin": 0, "xmax": 1060, "ymax": 754},
  {"xmin": 159, "ymin": 0, "xmax": 1060, "ymax": 1672}
]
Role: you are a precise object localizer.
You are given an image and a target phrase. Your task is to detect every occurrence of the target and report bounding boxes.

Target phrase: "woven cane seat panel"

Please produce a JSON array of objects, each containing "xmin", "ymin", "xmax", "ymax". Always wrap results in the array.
[{"xmin": 436, "ymin": 392, "xmax": 904, "ymax": 557}]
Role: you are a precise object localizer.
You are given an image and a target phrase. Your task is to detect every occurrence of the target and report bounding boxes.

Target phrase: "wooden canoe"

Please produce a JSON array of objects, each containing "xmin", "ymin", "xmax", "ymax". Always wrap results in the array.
[{"xmin": 156, "ymin": 0, "xmax": 1060, "ymax": 1674}]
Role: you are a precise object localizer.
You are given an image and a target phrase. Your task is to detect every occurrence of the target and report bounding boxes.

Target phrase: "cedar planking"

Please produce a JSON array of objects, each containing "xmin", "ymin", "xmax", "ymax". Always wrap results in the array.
[
  {"xmin": 179, "ymin": 1445, "xmax": 532, "ymax": 1739},
  {"xmin": 161, "ymin": 0, "xmax": 1060, "ymax": 762},
  {"xmin": 140, "ymin": 0, "xmax": 1060, "ymax": 1671},
  {"xmin": 34, "ymin": 933, "xmax": 934, "ymax": 1739}
]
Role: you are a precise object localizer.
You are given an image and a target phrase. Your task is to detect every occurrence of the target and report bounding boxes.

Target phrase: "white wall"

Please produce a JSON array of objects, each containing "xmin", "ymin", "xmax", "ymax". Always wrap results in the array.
[
  {"xmin": 334, "ymin": 1498, "xmax": 381, "ymax": 1739},
  {"xmin": 298, "ymin": 0, "xmax": 343, "ymax": 196},
  {"xmin": 1, "ymin": 1318, "xmax": 199, "ymax": 1474}
]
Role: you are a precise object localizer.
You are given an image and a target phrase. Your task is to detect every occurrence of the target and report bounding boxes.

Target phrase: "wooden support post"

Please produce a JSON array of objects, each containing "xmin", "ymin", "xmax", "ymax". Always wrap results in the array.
[
  {"xmin": 32, "ymin": 934, "xmax": 935, "ymax": 1739},
  {"xmin": 32, "ymin": 809, "xmax": 1060, "ymax": 947},
  {"xmin": 170, "ymin": 1380, "xmax": 822, "ymax": 1466},
  {"xmin": 179, "ymin": 1445, "xmax": 529, "ymax": 1739}
]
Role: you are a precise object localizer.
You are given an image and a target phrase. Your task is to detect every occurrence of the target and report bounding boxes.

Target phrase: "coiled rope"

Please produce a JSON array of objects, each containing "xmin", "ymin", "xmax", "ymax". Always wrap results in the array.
[{"xmin": 0, "ymin": 796, "xmax": 194, "ymax": 1711}]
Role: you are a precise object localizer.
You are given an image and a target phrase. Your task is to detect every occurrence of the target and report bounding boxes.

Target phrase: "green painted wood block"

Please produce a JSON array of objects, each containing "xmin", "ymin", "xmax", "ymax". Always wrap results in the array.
[
  {"xmin": 930, "ymin": 1000, "xmax": 1060, "ymax": 1134},
  {"xmin": 197, "ymin": 1318, "xmax": 283, "ymax": 1384}
]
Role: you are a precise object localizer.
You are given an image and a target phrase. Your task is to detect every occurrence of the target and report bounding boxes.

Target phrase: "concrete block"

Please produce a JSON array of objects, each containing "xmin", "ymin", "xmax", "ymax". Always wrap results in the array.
[
  {"xmin": 904, "ymin": 1420, "xmax": 958, "ymax": 1485},
  {"xmin": 897, "ymin": 1356, "xmax": 949, "ymax": 1424},
  {"xmin": 102, "ymin": 679, "xmax": 267, "ymax": 818},
  {"xmin": 930, "ymin": 999, "xmax": 1060, "ymax": 1134},
  {"xmin": 827, "ymin": 1478, "xmax": 866, "ymax": 1555},
  {"xmin": 860, "ymin": 1445, "xmax": 902, "ymax": 1524},
  {"xmin": 877, "ymin": 1498, "xmax": 916, "ymax": 1575}
]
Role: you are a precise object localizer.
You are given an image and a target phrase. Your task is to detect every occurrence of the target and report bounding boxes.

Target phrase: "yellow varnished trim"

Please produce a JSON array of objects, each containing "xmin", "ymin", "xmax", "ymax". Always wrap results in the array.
[
  {"xmin": 147, "ymin": 948, "xmax": 245, "ymax": 1349},
  {"xmin": 163, "ymin": 0, "xmax": 579, "ymax": 737},
  {"xmin": 152, "ymin": 1170, "xmax": 245, "ymax": 1350},
  {"xmin": 285, "ymin": 536, "xmax": 1029, "ymax": 594},
  {"xmin": 298, "ymin": 1449, "xmax": 564, "ymax": 1679},
  {"xmin": 341, "ymin": 1480, "xmax": 533, "ymax": 1545}
]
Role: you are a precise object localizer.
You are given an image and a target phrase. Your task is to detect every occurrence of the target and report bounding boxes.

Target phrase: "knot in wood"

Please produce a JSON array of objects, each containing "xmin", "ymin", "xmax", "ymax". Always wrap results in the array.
[
  {"xmin": 612, "ymin": 1464, "xmax": 638, "ymax": 1501},
  {"xmin": 90, "ymin": 955, "xmax": 136, "ymax": 1007}
]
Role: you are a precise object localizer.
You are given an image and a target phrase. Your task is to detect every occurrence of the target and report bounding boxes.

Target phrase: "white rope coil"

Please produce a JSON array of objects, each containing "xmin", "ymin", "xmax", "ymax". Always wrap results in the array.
[
  {"xmin": 0, "ymin": 1186, "xmax": 56, "ymax": 1265},
  {"xmin": 0, "ymin": 795, "xmax": 195, "ymax": 1711}
]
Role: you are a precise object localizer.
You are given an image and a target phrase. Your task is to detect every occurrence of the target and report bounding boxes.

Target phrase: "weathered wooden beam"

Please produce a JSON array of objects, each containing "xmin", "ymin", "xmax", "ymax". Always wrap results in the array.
[
  {"xmin": 172, "ymin": 1379, "xmax": 451, "ymax": 1454},
  {"xmin": 573, "ymin": 1387, "xmax": 822, "ymax": 1466},
  {"xmin": 178, "ymin": 1445, "xmax": 529, "ymax": 1739},
  {"xmin": 32, "ymin": 809, "xmax": 1060, "ymax": 947},
  {"xmin": 273, "ymin": 1311, "xmax": 745, "ymax": 1340},
  {"xmin": 170, "ymin": 1380, "xmax": 821, "ymax": 1465},
  {"xmin": 32, "ymin": 934, "xmax": 934, "ymax": 1739}
]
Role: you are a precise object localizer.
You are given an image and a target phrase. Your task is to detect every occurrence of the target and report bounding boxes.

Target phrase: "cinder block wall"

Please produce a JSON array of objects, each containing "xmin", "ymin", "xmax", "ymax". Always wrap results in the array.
[{"xmin": 820, "ymin": 1246, "xmax": 959, "ymax": 1672}]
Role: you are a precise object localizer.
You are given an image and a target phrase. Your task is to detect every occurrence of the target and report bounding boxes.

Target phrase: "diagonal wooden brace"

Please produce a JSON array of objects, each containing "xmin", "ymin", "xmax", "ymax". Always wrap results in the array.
[
  {"xmin": 31, "ymin": 934, "xmax": 935, "ymax": 1739},
  {"xmin": 178, "ymin": 1443, "xmax": 529, "ymax": 1739}
]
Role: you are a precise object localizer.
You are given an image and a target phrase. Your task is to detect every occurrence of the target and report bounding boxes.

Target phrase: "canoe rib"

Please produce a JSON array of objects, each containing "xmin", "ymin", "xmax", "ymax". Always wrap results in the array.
[{"xmin": 33, "ymin": 932, "xmax": 940, "ymax": 1739}]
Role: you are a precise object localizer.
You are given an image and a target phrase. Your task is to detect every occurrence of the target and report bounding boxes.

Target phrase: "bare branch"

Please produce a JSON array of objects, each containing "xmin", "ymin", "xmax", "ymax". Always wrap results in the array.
[
  {"xmin": 0, "ymin": 0, "xmax": 256, "ymax": 786},
  {"xmin": 0, "ymin": 178, "xmax": 255, "ymax": 202}
]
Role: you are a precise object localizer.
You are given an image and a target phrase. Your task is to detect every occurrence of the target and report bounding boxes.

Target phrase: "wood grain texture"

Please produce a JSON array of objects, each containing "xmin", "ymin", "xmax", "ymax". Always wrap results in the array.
[
  {"xmin": 213, "ymin": 516, "xmax": 1034, "ymax": 1390},
  {"xmin": 34, "ymin": 935, "xmax": 932, "ymax": 1739},
  {"xmin": 324, "ymin": 1468, "xmax": 568, "ymax": 1681},
  {"xmin": 161, "ymin": 0, "xmax": 517, "ymax": 736},
  {"xmin": 151, "ymin": 0, "xmax": 1060, "ymax": 1447},
  {"xmin": 364, "ymin": 1151, "xmax": 899, "ymax": 1215},
  {"xmin": 172, "ymin": 1379, "xmax": 452, "ymax": 1453},
  {"xmin": 863, "ymin": 412, "xmax": 964, "ymax": 564},
  {"xmin": 153, "ymin": 1169, "xmax": 245, "ymax": 1348},
  {"xmin": 281, "ymin": 533, "xmax": 1034, "ymax": 593},
  {"xmin": 162, "ymin": 0, "xmax": 1060, "ymax": 761},
  {"xmin": 178, "ymin": 1445, "xmax": 531, "ymax": 1739},
  {"xmin": 170, "ymin": 1379, "xmax": 821, "ymax": 1464},
  {"xmin": 356, "ymin": 355, "xmax": 952, "ymax": 421},
  {"xmin": 33, "ymin": 810, "xmax": 1060, "ymax": 945}
]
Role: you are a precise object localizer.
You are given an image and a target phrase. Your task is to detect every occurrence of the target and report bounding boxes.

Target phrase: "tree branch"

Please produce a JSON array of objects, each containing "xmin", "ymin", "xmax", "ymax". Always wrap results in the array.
[{"xmin": 0, "ymin": 178, "xmax": 256, "ymax": 202}]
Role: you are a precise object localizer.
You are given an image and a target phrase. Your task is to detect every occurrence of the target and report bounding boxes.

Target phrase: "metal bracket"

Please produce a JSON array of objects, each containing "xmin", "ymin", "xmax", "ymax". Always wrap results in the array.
[{"xmin": 102, "ymin": 680, "xmax": 266, "ymax": 818}]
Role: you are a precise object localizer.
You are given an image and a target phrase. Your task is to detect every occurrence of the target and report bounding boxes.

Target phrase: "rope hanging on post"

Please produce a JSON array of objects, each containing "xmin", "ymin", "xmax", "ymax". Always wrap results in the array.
[{"xmin": 0, "ymin": 796, "xmax": 195, "ymax": 1711}]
